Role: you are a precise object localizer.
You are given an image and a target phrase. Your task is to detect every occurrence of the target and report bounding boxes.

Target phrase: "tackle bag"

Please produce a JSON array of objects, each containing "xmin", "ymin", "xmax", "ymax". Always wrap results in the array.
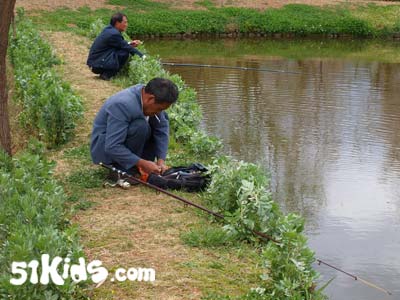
[{"xmin": 147, "ymin": 163, "xmax": 210, "ymax": 192}]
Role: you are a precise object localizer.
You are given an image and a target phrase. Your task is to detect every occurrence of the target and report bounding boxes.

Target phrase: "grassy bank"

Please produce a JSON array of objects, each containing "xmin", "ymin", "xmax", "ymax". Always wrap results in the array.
[{"xmin": 29, "ymin": 1, "xmax": 400, "ymax": 38}]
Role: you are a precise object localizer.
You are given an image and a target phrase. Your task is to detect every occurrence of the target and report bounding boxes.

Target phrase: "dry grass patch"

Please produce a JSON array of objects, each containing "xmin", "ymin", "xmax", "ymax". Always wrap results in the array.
[{"xmin": 16, "ymin": 0, "xmax": 122, "ymax": 11}]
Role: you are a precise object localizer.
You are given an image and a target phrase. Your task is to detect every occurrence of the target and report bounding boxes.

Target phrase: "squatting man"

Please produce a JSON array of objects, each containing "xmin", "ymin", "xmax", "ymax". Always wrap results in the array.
[
  {"xmin": 90, "ymin": 78, "xmax": 179, "ymax": 180},
  {"xmin": 87, "ymin": 12, "xmax": 145, "ymax": 80}
]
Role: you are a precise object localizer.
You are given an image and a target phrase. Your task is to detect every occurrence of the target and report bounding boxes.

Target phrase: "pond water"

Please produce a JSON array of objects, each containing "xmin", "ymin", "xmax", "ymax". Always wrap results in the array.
[{"xmin": 146, "ymin": 38, "xmax": 400, "ymax": 300}]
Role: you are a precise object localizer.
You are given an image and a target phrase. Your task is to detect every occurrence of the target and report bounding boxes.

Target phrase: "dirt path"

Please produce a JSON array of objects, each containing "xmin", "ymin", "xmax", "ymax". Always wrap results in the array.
[
  {"xmin": 45, "ymin": 31, "xmax": 256, "ymax": 299},
  {"xmin": 16, "ymin": 0, "xmax": 120, "ymax": 11},
  {"xmin": 16, "ymin": 0, "xmax": 399, "ymax": 11}
]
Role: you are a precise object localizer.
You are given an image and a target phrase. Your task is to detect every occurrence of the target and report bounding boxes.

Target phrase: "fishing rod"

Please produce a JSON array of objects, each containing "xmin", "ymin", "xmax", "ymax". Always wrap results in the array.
[
  {"xmin": 99, "ymin": 162, "xmax": 277, "ymax": 243},
  {"xmin": 99, "ymin": 162, "xmax": 392, "ymax": 296},
  {"xmin": 161, "ymin": 62, "xmax": 301, "ymax": 74},
  {"xmin": 316, "ymin": 259, "xmax": 392, "ymax": 296}
]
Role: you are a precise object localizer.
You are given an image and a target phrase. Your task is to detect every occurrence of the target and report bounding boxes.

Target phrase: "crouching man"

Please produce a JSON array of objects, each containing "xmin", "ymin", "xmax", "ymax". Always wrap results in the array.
[
  {"xmin": 87, "ymin": 12, "xmax": 145, "ymax": 80},
  {"xmin": 90, "ymin": 78, "xmax": 178, "ymax": 178}
]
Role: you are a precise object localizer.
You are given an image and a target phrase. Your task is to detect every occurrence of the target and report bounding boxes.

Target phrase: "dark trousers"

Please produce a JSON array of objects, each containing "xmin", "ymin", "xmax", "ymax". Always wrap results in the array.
[
  {"xmin": 92, "ymin": 50, "xmax": 130, "ymax": 78},
  {"xmin": 114, "ymin": 118, "xmax": 157, "ymax": 174}
]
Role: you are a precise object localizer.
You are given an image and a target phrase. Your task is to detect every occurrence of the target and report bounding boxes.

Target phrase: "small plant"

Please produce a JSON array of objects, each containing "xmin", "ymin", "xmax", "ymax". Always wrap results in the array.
[
  {"xmin": 67, "ymin": 167, "xmax": 108, "ymax": 189},
  {"xmin": 63, "ymin": 144, "xmax": 91, "ymax": 162},
  {"xmin": 181, "ymin": 226, "xmax": 234, "ymax": 248},
  {"xmin": 88, "ymin": 18, "xmax": 105, "ymax": 38}
]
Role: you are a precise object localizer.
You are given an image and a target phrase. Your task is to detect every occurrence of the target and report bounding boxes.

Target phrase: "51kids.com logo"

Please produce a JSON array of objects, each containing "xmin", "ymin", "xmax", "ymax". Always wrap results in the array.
[{"xmin": 10, "ymin": 254, "xmax": 155, "ymax": 285}]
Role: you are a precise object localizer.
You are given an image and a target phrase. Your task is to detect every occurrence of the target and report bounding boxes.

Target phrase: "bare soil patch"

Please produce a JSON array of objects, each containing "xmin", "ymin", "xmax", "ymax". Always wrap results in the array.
[
  {"xmin": 16, "ymin": 0, "xmax": 399, "ymax": 11},
  {"xmin": 16, "ymin": 0, "xmax": 121, "ymax": 11}
]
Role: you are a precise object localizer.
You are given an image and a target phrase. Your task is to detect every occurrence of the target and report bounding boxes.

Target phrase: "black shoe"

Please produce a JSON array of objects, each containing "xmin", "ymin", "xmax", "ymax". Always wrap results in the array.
[{"xmin": 99, "ymin": 73, "xmax": 111, "ymax": 81}]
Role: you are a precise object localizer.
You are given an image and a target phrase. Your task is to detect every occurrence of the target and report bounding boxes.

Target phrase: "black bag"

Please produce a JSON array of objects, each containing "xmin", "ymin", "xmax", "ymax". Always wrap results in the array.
[{"xmin": 147, "ymin": 163, "xmax": 210, "ymax": 192}]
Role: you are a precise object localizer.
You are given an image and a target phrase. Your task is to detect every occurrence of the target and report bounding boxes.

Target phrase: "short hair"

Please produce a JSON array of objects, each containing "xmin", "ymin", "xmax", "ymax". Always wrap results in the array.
[
  {"xmin": 110, "ymin": 12, "xmax": 127, "ymax": 26},
  {"xmin": 145, "ymin": 78, "xmax": 179, "ymax": 104}
]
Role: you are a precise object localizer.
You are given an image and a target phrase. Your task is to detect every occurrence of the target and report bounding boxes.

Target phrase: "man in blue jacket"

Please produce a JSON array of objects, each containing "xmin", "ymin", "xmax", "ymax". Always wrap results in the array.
[
  {"xmin": 87, "ymin": 12, "xmax": 145, "ymax": 80},
  {"xmin": 91, "ymin": 78, "xmax": 178, "ymax": 177}
]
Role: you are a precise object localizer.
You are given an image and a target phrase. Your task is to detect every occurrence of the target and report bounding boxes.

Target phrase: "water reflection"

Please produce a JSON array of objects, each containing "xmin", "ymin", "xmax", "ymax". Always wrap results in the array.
[{"xmin": 146, "ymin": 38, "xmax": 400, "ymax": 299}]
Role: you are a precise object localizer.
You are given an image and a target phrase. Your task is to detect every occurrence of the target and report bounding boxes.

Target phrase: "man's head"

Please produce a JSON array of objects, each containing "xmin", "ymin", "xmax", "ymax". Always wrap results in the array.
[
  {"xmin": 142, "ymin": 78, "xmax": 179, "ymax": 116},
  {"xmin": 110, "ymin": 12, "xmax": 128, "ymax": 32}
]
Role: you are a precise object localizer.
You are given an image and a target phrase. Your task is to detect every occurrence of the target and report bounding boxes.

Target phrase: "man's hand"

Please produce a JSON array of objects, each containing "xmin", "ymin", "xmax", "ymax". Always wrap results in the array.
[
  {"xmin": 130, "ymin": 40, "xmax": 141, "ymax": 47},
  {"xmin": 137, "ymin": 159, "xmax": 161, "ymax": 175},
  {"xmin": 157, "ymin": 159, "xmax": 169, "ymax": 174}
]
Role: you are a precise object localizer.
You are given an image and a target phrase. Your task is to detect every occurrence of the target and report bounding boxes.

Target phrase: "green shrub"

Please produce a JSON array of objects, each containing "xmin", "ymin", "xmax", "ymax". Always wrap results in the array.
[
  {"xmin": 0, "ymin": 147, "xmax": 85, "ymax": 299},
  {"xmin": 204, "ymin": 156, "xmax": 326, "ymax": 299},
  {"xmin": 9, "ymin": 11, "xmax": 83, "ymax": 148},
  {"xmin": 205, "ymin": 156, "xmax": 278, "ymax": 237},
  {"xmin": 88, "ymin": 18, "xmax": 106, "ymax": 38}
]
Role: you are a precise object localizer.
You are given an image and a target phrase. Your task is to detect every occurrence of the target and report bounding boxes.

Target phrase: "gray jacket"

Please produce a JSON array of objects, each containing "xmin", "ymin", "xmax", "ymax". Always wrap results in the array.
[{"xmin": 90, "ymin": 84, "xmax": 169, "ymax": 170}]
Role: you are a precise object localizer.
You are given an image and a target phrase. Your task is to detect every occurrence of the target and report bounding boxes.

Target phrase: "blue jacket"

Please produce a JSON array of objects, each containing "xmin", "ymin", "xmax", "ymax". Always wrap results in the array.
[
  {"xmin": 87, "ymin": 25, "xmax": 143, "ymax": 70},
  {"xmin": 90, "ymin": 84, "xmax": 169, "ymax": 170}
]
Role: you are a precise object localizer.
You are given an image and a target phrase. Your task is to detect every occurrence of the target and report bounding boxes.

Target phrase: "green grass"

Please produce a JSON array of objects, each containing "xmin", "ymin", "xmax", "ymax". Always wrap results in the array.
[
  {"xmin": 108, "ymin": 0, "xmax": 170, "ymax": 10},
  {"xmin": 63, "ymin": 144, "xmax": 91, "ymax": 162},
  {"xmin": 352, "ymin": 3, "xmax": 400, "ymax": 33},
  {"xmin": 181, "ymin": 224, "xmax": 235, "ymax": 248},
  {"xmin": 66, "ymin": 167, "xmax": 108, "ymax": 189},
  {"xmin": 194, "ymin": 0, "xmax": 216, "ymax": 9},
  {"xmin": 28, "ymin": 1, "xmax": 400, "ymax": 38}
]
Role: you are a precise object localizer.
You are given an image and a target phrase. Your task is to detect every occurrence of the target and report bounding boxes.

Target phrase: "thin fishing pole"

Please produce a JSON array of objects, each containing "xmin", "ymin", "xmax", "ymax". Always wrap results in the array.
[
  {"xmin": 100, "ymin": 162, "xmax": 277, "ymax": 242},
  {"xmin": 100, "ymin": 162, "xmax": 223, "ymax": 219},
  {"xmin": 317, "ymin": 259, "xmax": 392, "ymax": 296},
  {"xmin": 99, "ymin": 162, "xmax": 392, "ymax": 296},
  {"xmin": 161, "ymin": 62, "xmax": 301, "ymax": 74}
]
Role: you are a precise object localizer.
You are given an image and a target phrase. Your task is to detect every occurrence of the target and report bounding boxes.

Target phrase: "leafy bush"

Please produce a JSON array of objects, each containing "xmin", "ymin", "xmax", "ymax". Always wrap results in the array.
[
  {"xmin": 0, "ymin": 146, "xmax": 85, "ymax": 299},
  {"xmin": 88, "ymin": 18, "xmax": 106, "ymax": 38},
  {"xmin": 205, "ymin": 156, "xmax": 278, "ymax": 238},
  {"xmin": 9, "ymin": 11, "xmax": 83, "ymax": 148},
  {"xmin": 205, "ymin": 157, "xmax": 326, "ymax": 299}
]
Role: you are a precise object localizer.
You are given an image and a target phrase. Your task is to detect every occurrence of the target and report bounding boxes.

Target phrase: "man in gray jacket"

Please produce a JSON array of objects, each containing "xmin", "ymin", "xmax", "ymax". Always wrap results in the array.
[{"xmin": 90, "ymin": 78, "xmax": 178, "ymax": 175}]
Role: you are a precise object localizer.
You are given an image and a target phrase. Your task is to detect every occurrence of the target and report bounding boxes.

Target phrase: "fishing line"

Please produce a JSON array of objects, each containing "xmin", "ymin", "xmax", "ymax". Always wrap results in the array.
[
  {"xmin": 161, "ymin": 62, "xmax": 301, "ymax": 74},
  {"xmin": 99, "ymin": 162, "xmax": 392, "ymax": 296}
]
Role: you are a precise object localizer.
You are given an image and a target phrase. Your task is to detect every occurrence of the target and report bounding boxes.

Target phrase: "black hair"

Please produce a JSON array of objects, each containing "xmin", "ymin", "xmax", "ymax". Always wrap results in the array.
[
  {"xmin": 145, "ymin": 78, "xmax": 179, "ymax": 104},
  {"xmin": 110, "ymin": 12, "xmax": 127, "ymax": 26}
]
